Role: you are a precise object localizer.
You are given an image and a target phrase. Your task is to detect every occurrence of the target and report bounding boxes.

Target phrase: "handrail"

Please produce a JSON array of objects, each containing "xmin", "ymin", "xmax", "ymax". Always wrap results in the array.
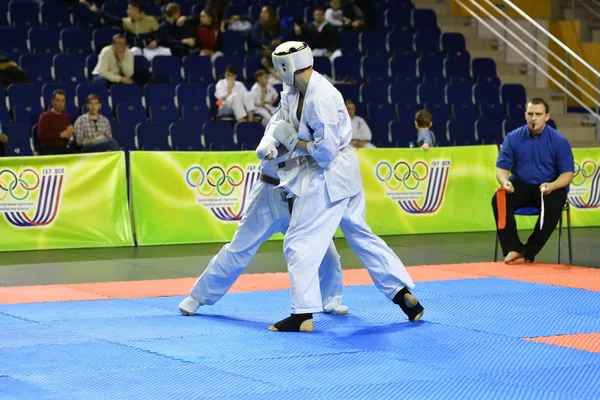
[
  {"xmin": 453, "ymin": 0, "xmax": 600, "ymax": 122},
  {"xmin": 580, "ymin": 0, "xmax": 600, "ymax": 20},
  {"xmin": 504, "ymin": 0, "xmax": 600, "ymax": 80},
  {"xmin": 476, "ymin": 0, "xmax": 600, "ymax": 108}
]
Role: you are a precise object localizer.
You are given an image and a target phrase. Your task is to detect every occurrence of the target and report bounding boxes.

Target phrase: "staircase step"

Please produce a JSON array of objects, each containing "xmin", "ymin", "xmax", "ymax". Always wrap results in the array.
[
  {"xmin": 551, "ymin": 114, "xmax": 586, "ymax": 129},
  {"xmin": 560, "ymin": 126, "xmax": 597, "ymax": 142},
  {"xmin": 497, "ymin": 63, "xmax": 526, "ymax": 75},
  {"xmin": 570, "ymin": 140, "xmax": 599, "ymax": 148},
  {"xmin": 499, "ymin": 74, "xmax": 534, "ymax": 87},
  {"xmin": 548, "ymin": 99, "xmax": 567, "ymax": 116},
  {"xmin": 525, "ymin": 88, "xmax": 557, "ymax": 100},
  {"xmin": 470, "ymin": 49, "xmax": 504, "ymax": 63},
  {"xmin": 413, "ymin": 1, "xmax": 450, "ymax": 17},
  {"xmin": 438, "ymin": 15, "xmax": 472, "ymax": 28},
  {"xmin": 464, "ymin": 38, "xmax": 496, "ymax": 52},
  {"xmin": 439, "ymin": 23, "xmax": 476, "ymax": 37}
]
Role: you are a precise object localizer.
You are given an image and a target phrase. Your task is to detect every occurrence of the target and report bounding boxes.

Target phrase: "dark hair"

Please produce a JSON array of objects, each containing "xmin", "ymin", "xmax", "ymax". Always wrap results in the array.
[
  {"xmin": 86, "ymin": 94, "xmax": 101, "ymax": 104},
  {"xmin": 128, "ymin": 1, "xmax": 142, "ymax": 11},
  {"xmin": 527, "ymin": 98, "xmax": 549, "ymax": 114},
  {"xmin": 345, "ymin": 99, "xmax": 355, "ymax": 106},
  {"xmin": 52, "ymin": 89, "xmax": 66, "ymax": 100},
  {"xmin": 314, "ymin": 7, "xmax": 326, "ymax": 13},
  {"xmin": 415, "ymin": 109, "xmax": 432, "ymax": 128},
  {"xmin": 165, "ymin": 3, "xmax": 181, "ymax": 18},
  {"xmin": 201, "ymin": 8, "xmax": 217, "ymax": 26},
  {"xmin": 225, "ymin": 64, "xmax": 237, "ymax": 75},
  {"xmin": 254, "ymin": 69, "xmax": 268, "ymax": 80},
  {"xmin": 113, "ymin": 33, "xmax": 126, "ymax": 43}
]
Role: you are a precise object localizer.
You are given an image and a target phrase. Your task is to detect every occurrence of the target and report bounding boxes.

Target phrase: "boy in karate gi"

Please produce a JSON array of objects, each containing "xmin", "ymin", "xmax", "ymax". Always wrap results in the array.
[
  {"xmin": 249, "ymin": 70, "xmax": 279, "ymax": 127},
  {"xmin": 258, "ymin": 41, "xmax": 424, "ymax": 332}
]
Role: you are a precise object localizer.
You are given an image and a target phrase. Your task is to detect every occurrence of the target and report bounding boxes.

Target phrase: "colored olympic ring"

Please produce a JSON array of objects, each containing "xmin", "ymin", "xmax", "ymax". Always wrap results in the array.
[
  {"xmin": 0, "ymin": 168, "xmax": 40, "ymax": 201},
  {"xmin": 572, "ymin": 161, "xmax": 598, "ymax": 187},
  {"xmin": 375, "ymin": 161, "xmax": 429, "ymax": 190},
  {"xmin": 185, "ymin": 165, "xmax": 245, "ymax": 197}
]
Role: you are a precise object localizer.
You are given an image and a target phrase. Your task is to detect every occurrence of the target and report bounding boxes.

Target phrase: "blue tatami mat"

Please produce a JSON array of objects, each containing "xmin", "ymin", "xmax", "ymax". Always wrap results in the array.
[{"xmin": 3, "ymin": 278, "xmax": 600, "ymax": 399}]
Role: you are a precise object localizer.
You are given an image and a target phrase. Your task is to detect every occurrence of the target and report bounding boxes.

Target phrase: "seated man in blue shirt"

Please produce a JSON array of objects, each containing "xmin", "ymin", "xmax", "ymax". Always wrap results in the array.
[{"xmin": 491, "ymin": 98, "xmax": 574, "ymax": 264}]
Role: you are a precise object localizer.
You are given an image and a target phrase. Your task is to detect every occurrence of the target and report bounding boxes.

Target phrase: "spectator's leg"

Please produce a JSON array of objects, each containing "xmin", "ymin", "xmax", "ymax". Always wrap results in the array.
[
  {"xmin": 92, "ymin": 75, "xmax": 109, "ymax": 86},
  {"xmin": 242, "ymin": 92, "xmax": 256, "ymax": 122},
  {"xmin": 253, "ymin": 107, "xmax": 271, "ymax": 127},
  {"xmin": 230, "ymin": 95, "xmax": 247, "ymax": 121},
  {"xmin": 523, "ymin": 188, "xmax": 568, "ymax": 261}
]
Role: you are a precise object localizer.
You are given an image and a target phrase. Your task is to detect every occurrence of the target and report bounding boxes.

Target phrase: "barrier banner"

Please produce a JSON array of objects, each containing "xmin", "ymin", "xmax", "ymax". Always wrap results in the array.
[
  {"xmin": 359, "ymin": 146, "xmax": 500, "ymax": 235},
  {"xmin": 130, "ymin": 151, "xmax": 265, "ymax": 245},
  {"xmin": 568, "ymin": 147, "xmax": 600, "ymax": 227},
  {"xmin": 0, "ymin": 152, "xmax": 133, "ymax": 252}
]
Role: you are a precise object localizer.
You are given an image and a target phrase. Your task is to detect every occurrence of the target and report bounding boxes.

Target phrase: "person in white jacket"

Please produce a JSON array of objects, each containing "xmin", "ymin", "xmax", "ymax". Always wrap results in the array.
[
  {"xmin": 178, "ymin": 126, "xmax": 348, "ymax": 317},
  {"xmin": 92, "ymin": 34, "xmax": 135, "ymax": 87},
  {"xmin": 346, "ymin": 99, "xmax": 376, "ymax": 148},
  {"xmin": 249, "ymin": 70, "xmax": 279, "ymax": 127},
  {"xmin": 258, "ymin": 41, "xmax": 423, "ymax": 332},
  {"xmin": 215, "ymin": 64, "xmax": 255, "ymax": 122}
]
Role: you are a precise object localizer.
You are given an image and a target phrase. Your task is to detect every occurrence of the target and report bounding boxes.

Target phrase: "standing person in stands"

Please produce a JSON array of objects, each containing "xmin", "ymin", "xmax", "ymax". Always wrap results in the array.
[
  {"xmin": 37, "ymin": 90, "xmax": 73, "ymax": 155},
  {"xmin": 249, "ymin": 6, "xmax": 283, "ymax": 57}
]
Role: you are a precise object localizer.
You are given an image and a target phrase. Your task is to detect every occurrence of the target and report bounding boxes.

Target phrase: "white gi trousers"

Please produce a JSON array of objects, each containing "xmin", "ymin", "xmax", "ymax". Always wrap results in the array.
[
  {"xmin": 189, "ymin": 179, "xmax": 344, "ymax": 310},
  {"xmin": 217, "ymin": 92, "xmax": 256, "ymax": 121},
  {"xmin": 284, "ymin": 170, "xmax": 415, "ymax": 314}
]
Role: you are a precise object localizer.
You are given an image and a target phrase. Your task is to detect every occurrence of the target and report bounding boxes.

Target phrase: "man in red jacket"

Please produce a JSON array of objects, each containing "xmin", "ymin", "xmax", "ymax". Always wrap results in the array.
[{"xmin": 37, "ymin": 90, "xmax": 73, "ymax": 155}]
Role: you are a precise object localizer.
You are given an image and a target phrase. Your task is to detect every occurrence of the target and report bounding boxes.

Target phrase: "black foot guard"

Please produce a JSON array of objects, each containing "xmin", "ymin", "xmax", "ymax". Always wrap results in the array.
[
  {"xmin": 393, "ymin": 288, "xmax": 424, "ymax": 322},
  {"xmin": 269, "ymin": 313, "xmax": 313, "ymax": 332}
]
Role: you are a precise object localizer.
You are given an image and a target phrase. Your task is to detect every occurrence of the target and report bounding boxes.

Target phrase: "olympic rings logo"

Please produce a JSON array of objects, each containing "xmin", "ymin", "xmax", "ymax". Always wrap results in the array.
[
  {"xmin": 0, "ymin": 168, "xmax": 40, "ymax": 201},
  {"xmin": 185, "ymin": 165, "xmax": 245, "ymax": 196},
  {"xmin": 375, "ymin": 161, "xmax": 429, "ymax": 190},
  {"xmin": 572, "ymin": 160, "xmax": 598, "ymax": 187}
]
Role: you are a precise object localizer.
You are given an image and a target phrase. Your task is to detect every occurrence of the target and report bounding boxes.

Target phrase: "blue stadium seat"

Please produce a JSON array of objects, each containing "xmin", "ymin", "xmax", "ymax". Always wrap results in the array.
[
  {"xmin": 395, "ymin": 102, "xmax": 420, "ymax": 121},
  {"xmin": 387, "ymin": 30, "xmax": 415, "ymax": 56},
  {"xmin": 102, "ymin": 2, "xmax": 127, "ymax": 17},
  {"xmin": 385, "ymin": 8, "xmax": 412, "ymax": 29},
  {"xmin": 0, "ymin": 27, "xmax": 27, "ymax": 55},
  {"xmin": 215, "ymin": 55, "xmax": 246, "ymax": 81},
  {"xmin": 135, "ymin": 55, "xmax": 150, "ymax": 71},
  {"xmin": 202, "ymin": 122, "xmax": 235, "ymax": 148},
  {"xmin": 547, "ymin": 119, "xmax": 557, "ymax": 129},
  {"xmin": 73, "ymin": 4, "xmax": 103, "ymax": 30},
  {"xmin": 111, "ymin": 84, "xmax": 143, "ymax": 107},
  {"xmin": 42, "ymin": 83, "xmax": 75, "ymax": 109},
  {"xmin": 424, "ymin": 102, "xmax": 451, "ymax": 127},
  {"xmin": 0, "ymin": 89, "xmax": 10, "ymax": 124},
  {"xmin": 366, "ymin": 102, "xmax": 395, "ymax": 127},
  {"xmin": 479, "ymin": 103, "xmax": 505, "ymax": 122},
  {"xmin": 360, "ymin": 32, "xmax": 388, "ymax": 57},
  {"xmin": 503, "ymin": 117, "xmax": 526, "ymax": 136},
  {"xmin": 447, "ymin": 120, "xmax": 477, "ymax": 145},
  {"xmin": 149, "ymin": 104, "xmax": 180, "ymax": 124},
  {"xmin": 361, "ymin": 56, "xmax": 391, "ymax": 84},
  {"xmin": 335, "ymin": 84, "xmax": 360, "ymax": 102},
  {"xmin": 9, "ymin": 1, "xmax": 40, "ymax": 28},
  {"xmin": 152, "ymin": 56, "xmax": 182, "ymax": 83},
  {"xmin": 276, "ymin": 5, "xmax": 304, "ymax": 21},
  {"xmin": 473, "ymin": 84, "xmax": 500, "ymax": 105},
  {"xmin": 41, "ymin": 1, "xmax": 71, "ymax": 29},
  {"xmin": 243, "ymin": 55, "xmax": 264, "ymax": 82},
  {"xmin": 411, "ymin": 9, "xmax": 440, "ymax": 34},
  {"xmin": 476, "ymin": 119, "xmax": 504, "ymax": 144},
  {"xmin": 452, "ymin": 103, "xmax": 478, "ymax": 122},
  {"xmin": 169, "ymin": 122, "xmax": 203, "ymax": 151},
  {"xmin": 54, "ymin": 54, "xmax": 87, "ymax": 84},
  {"xmin": 340, "ymin": 31, "xmax": 360, "ymax": 56},
  {"xmin": 248, "ymin": 5, "xmax": 262, "ymax": 22},
  {"xmin": 29, "ymin": 28, "xmax": 61, "ymax": 55},
  {"xmin": 111, "ymin": 123, "xmax": 137, "ymax": 151},
  {"xmin": 19, "ymin": 54, "xmax": 53, "ymax": 84},
  {"xmin": 3, "ymin": 124, "xmax": 33, "ymax": 156},
  {"xmin": 417, "ymin": 83, "xmax": 445, "ymax": 105},
  {"xmin": 176, "ymin": 84, "xmax": 208, "ymax": 107},
  {"xmin": 417, "ymin": 55, "xmax": 444, "ymax": 82},
  {"xmin": 472, "ymin": 58, "xmax": 498, "ymax": 83},
  {"xmin": 86, "ymin": 54, "xmax": 98, "ymax": 80},
  {"xmin": 444, "ymin": 57, "xmax": 471, "ymax": 84},
  {"xmin": 506, "ymin": 102, "xmax": 526, "ymax": 119},
  {"xmin": 389, "ymin": 55, "xmax": 417, "ymax": 83},
  {"xmin": 414, "ymin": 33, "xmax": 441, "ymax": 56},
  {"xmin": 182, "ymin": 56, "xmax": 213, "ymax": 84},
  {"xmin": 313, "ymin": 57, "xmax": 332, "ymax": 78},
  {"xmin": 136, "ymin": 123, "xmax": 171, "ymax": 151},
  {"xmin": 225, "ymin": 3, "xmax": 249, "ymax": 18},
  {"xmin": 445, "ymin": 83, "xmax": 471, "ymax": 104},
  {"xmin": 209, "ymin": 141, "xmax": 239, "ymax": 151},
  {"xmin": 76, "ymin": 83, "xmax": 110, "ymax": 110},
  {"xmin": 235, "ymin": 122, "xmax": 264, "ymax": 146},
  {"xmin": 501, "ymin": 83, "xmax": 527, "ymax": 106},
  {"xmin": 360, "ymin": 83, "xmax": 389, "ymax": 104},
  {"xmin": 61, "ymin": 28, "xmax": 93, "ymax": 56},
  {"xmin": 142, "ymin": 3, "xmax": 162, "ymax": 17},
  {"xmin": 441, "ymin": 33, "xmax": 466, "ymax": 55},
  {"xmin": 181, "ymin": 104, "xmax": 212, "ymax": 125},
  {"xmin": 389, "ymin": 82, "xmax": 418, "ymax": 105},
  {"xmin": 116, "ymin": 104, "xmax": 146, "ymax": 125},
  {"xmin": 8, "ymin": 84, "xmax": 41, "ymax": 109},
  {"xmin": 389, "ymin": 120, "xmax": 415, "ymax": 147},
  {"xmin": 0, "ymin": 1, "xmax": 7, "ymax": 26},
  {"xmin": 13, "ymin": 104, "xmax": 43, "ymax": 130},
  {"xmin": 92, "ymin": 28, "xmax": 121, "ymax": 53},
  {"xmin": 304, "ymin": 6, "xmax": 315, "ymax": 23},
  {"xmin": 145, "ymin": 84, "xmax": 176, "ymax": 107},
  {"xmin": 223, "ymin": 31, "xmax": 247, "ymax": 57},
  {"xmin": 333, "ymin": 56, "xmax": 361, "ymax": 82}
]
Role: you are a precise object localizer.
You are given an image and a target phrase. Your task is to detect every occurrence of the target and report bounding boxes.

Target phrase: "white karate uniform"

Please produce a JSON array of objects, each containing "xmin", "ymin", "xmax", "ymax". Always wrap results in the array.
[
  {"xmin": 188, "ymin": 145, "xmax": 345, "ymax": 311},
  {"xmin": 269, "ymin": 71, "xmax": 415, "ymax": 314},
  {"xmin": 351, "ymin": 115, "xmax": 376, "ymax": 148},
  {"xmin": 249, "ymin": 82, "xmax": 279, "ymax": 127},
  {"xmin": 215, "ymin": 79, "xmax": 256, "ymax": 120}
]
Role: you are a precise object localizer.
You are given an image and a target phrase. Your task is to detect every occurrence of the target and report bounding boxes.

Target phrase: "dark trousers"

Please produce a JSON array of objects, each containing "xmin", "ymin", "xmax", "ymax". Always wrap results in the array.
[
  {"xmin": 40, "ymin": 146, "xmax": 73, "ymax": 155},
  {"xmin": 0, "ymin": 141, "xmax": 6, "ymax": 157},
  {"xmin": 82, "ymin": 138, "xmax": 120, "ymax": 153},
  {"xmin": 491, "ymin": 180, "xmax": 567, "ymax": 260}
]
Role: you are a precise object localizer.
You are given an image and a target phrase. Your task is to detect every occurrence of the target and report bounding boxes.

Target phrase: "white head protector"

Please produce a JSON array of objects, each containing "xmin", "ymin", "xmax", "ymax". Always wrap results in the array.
[{"xmin": 271, "ymin": 41, "xmax": 313, "ymax": 86}]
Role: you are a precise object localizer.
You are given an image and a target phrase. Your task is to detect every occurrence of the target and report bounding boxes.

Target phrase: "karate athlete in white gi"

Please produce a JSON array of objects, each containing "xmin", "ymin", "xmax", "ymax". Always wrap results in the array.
[
  {"xmin": 178, "ymin": 121, "xmax": 348, "ymax": 317},
  {"xmin": 259, "ymin": 41, "xmax": 423, "ymax": 332}
]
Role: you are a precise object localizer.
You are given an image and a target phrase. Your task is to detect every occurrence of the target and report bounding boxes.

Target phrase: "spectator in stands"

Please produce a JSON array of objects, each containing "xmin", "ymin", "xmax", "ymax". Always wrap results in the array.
[
  {"xmin": 415, "ymin": 109, "xmax": 436, "ymax": 152},
  {"xmin": 260, "ymin": 57, "xmax": 282, "ymax": 85},
  {"xmin": 194, "ymin": 9, "xmax": 224, "ymax": 60},
  {"xmin": 215, "ymin": 64, "xmax": 255, "ymax": 123},
  {"xmin": 293, "ymin": 8, "xmax": 342, "ymax": 60},
  {"xmin": 492, "ymin": 98, "xmax": 574, "ymax": 264},
  {"xmin": 82, "ymin": 0, "xmax": 168, "ymax": 60},
  {"xmin": 346, "ymin": 99, "xmax": 375, "ymax": 148},
  {"xmin": 156, "ymin": 3, "xmax": 196, "ymax": 59},
  {"xmin": 92, "ymin": 34, "xmax": 138, "ymax": 87},
  {"xmin": 0, "ymin": 52, "xmax": 30, "ymax": 89},
  {"xmin": 0, "ymin": 122, "xmax": 7, "ymax": 157},
  {"xmin": 249, "ymin": 70, "xmax": 278, "ymax": 127},
  {"xmin": 37, "ymin": 90, "xmax": 73, "ymax": 155},
  {"xmin": 342, "ymin": 0, "xmax": 366, "ymax": 32},
  {"xmin": 249, "ymin": 6, "xmax": 283, "ymax": 57},
  {"xmin": 325, "ymin": 0, "xmax": 344, "ymax": 28},
  {"xmin": 74, "ymin": 94, "xmax": 120, "ymax": 153}
]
